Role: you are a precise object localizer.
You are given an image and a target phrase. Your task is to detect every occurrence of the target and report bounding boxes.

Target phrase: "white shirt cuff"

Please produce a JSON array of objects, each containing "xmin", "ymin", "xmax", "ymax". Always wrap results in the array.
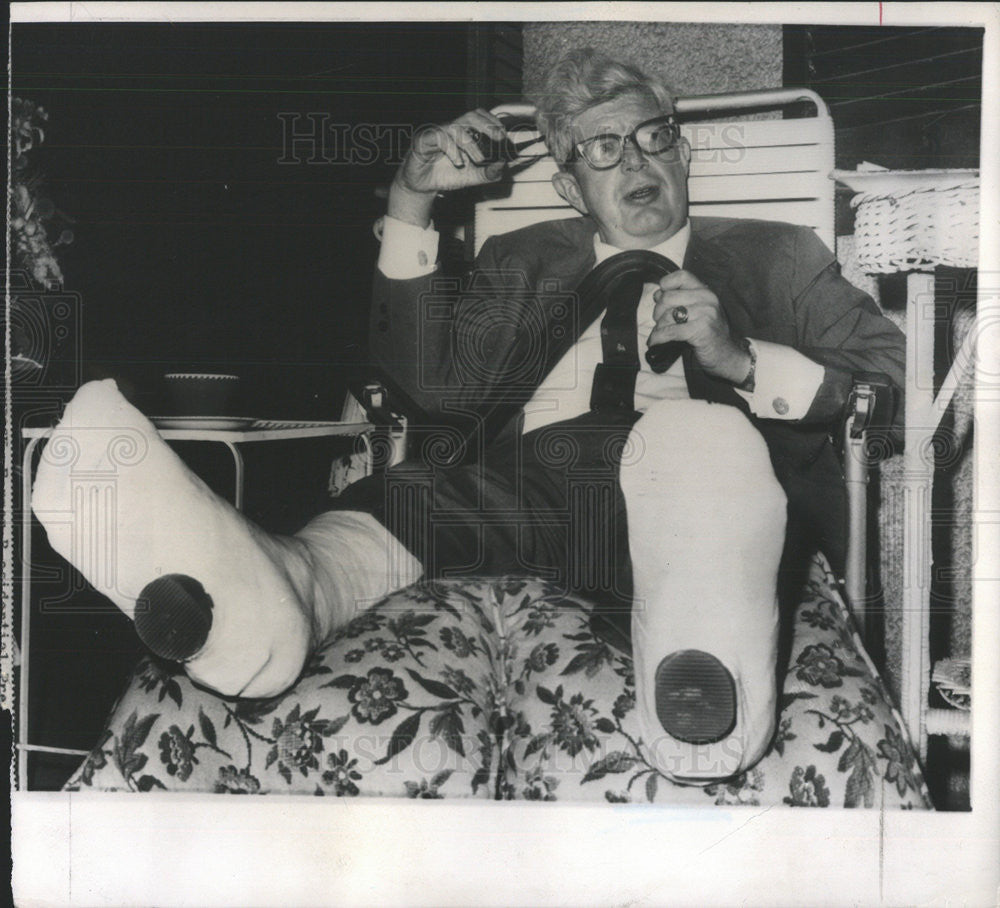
[
  {"xmin": 734, "ymin": 338, "xmax": 825, "ymax": 420},
  {"xmin": 377, "ymin": 215, "xmax": 440, "ymax": 279}
]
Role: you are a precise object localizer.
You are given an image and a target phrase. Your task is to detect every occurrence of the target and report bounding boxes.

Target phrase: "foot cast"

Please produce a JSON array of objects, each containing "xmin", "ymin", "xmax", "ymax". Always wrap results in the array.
[
  {"xmin": 620, "ymin": 400, "xmax": 786, "ymax": 784},
  {"xmin": 31, "ymin": 379, "xmax": 419, "ymax": 698}
]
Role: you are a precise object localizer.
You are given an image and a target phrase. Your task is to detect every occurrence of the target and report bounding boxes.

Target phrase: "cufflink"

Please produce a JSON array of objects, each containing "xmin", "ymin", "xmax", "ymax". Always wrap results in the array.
[
  {"xmin": 772, "ymin": 397, "xmax": 789, "ymax": 415},
  {"xmin": 417, "ymin": 251, "xmax": 428, "ymax": 266}
]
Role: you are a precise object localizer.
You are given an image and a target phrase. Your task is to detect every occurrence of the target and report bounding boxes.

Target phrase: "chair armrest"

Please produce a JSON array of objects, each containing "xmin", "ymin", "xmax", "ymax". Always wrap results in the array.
[
  {"xmin": 346, "ymin": 381, "xmax": 404, "ymax": 428},
  {"xmin": 842, "ymin": 372, "xmax": 897, "ymax": 647},
  {"xmin": 342, "ymin": 380, "xmax": 408, "ymax": 469},
  {"xmin": 846, "ymin": 372, "xmax": 898, "ymax": 450}
]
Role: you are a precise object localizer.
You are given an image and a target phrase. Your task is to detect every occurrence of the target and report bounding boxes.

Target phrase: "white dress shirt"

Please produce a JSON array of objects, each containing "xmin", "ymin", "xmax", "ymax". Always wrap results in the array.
[{"xmin": 377, "ymin": 215, "xmax": 824, "ymax": 431}]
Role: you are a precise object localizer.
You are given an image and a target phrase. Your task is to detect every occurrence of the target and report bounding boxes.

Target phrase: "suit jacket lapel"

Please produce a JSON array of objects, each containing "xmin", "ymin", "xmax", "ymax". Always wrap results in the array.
[{"xmin": 543, "ymin": 227, "xmax": 598, "ymax": 376}]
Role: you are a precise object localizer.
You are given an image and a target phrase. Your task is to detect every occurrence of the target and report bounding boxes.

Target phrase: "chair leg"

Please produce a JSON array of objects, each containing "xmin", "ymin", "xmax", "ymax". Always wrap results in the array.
[{"xmin": 843, "ymin": 429, "xmax": 869, "ymax": 638}]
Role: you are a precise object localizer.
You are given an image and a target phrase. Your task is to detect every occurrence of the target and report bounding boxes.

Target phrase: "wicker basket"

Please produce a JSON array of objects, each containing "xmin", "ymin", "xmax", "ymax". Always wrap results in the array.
[{"xmin": 836, "ymin": 170, "xmax": 980, "ymax": 274}]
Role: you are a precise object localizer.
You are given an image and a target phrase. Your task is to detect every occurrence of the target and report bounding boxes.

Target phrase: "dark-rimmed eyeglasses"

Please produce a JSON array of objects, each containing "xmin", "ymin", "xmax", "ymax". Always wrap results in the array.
[{"xmin": 572, "ymin": 115, "xmax": 681, "ymax": 170}]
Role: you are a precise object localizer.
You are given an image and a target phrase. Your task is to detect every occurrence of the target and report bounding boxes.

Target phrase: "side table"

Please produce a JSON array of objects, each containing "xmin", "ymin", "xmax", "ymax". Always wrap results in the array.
[
  {"xmin": 834, "ymin": 168, "xmax": 978, "ymax": 760},
  {"xmin": 16, "ymin": 417, "xmax": 375, "ymax": 787}
]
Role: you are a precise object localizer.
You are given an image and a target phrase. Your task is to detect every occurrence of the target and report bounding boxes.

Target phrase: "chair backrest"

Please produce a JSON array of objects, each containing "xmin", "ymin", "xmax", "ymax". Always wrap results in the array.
[{"xmin": 473, "ymin": 88, "xmax": 835, "ymax": 256}]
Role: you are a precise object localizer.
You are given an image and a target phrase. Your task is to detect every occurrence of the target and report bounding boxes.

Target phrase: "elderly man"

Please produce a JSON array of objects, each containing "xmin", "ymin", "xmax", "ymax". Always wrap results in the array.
[
  {"xmin": 357, "ymin": 47, "xmax": 904, "ymax": 773},
  {"xmin": 33, "ymin": 48, "xmax": 903, "ymax": 783}
]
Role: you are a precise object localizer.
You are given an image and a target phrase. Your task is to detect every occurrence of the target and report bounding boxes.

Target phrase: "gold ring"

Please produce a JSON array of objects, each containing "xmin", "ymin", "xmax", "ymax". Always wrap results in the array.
[{"xmin": 672, "ymin": 306, "xmax": 689, "ymax": 325}]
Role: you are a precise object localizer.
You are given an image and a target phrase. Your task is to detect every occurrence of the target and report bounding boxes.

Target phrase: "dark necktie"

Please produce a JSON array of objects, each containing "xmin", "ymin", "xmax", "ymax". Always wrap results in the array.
[{"xmin": 575, "ymin": 251, "xmax": 682, "ymax": 414}]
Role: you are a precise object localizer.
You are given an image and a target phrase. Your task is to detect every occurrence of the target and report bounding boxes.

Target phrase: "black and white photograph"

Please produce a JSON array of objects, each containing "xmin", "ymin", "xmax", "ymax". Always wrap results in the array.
[{"xmin": 7, "ymin": 3, "xmax": 999, "ymax": 905}]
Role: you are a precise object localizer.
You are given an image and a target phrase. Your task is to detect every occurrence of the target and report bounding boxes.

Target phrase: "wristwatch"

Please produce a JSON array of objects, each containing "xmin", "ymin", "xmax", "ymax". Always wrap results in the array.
[{"xmin": 734, "ymin": 337, "xmax": 757, "ymax": 392}]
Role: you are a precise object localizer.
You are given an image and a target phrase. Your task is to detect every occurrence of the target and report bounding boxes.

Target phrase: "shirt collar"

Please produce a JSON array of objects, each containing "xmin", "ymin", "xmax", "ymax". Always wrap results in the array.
[{"xmin": 592, "ymin": 220, "xmax": 691, "ymax": 269}]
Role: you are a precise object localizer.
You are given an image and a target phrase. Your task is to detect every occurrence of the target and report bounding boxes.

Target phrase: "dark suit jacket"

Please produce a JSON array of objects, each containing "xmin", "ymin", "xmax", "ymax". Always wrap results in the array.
[{"xmin": 370, "ymin": 215, "xmax": 905, "ymax": 567}]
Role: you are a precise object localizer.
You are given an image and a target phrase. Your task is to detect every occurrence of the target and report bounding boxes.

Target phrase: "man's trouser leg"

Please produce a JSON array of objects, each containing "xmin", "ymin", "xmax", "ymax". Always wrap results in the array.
[{"xmin": 331, "ymin": 411, "xmax": 636, "ymax": 602}]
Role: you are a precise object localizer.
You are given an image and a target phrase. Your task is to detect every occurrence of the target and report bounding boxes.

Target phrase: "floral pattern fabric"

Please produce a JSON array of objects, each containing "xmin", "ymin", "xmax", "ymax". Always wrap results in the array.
[
  {"xmin": 68, "ymin": 584, "xmax": 503, "ymax": 798},
  {"xmin": 66, "ymin": 555, "xmax": 931, "ymax": 808}
]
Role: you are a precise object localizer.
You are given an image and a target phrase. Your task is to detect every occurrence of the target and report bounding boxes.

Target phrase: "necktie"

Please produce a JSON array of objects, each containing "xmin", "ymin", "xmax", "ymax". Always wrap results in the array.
[{"xmin": 575, "ymin": 251, "xmax": 681, "ymax": 413}]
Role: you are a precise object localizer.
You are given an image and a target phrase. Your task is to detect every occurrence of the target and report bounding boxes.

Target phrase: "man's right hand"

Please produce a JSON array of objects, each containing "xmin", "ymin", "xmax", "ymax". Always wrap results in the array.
[{"xmin": 388, "ymin": 109, "xmax": 508, "ymax": 227}]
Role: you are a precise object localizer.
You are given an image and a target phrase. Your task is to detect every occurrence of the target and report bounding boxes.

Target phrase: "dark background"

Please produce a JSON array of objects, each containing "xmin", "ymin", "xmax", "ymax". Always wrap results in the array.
[
  {"xmin": 11, "ymin": 22, "xmax": 488, "ymax": 418},
  {"xmin": 784, "ymin": 24, "xmax": 983, "ymax": 236}
]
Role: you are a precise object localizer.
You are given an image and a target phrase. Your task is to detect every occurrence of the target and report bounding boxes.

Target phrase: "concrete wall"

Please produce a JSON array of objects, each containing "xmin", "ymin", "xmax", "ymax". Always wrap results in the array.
[{"xmin": 523, "ymin": 21, "xmax": 783, "ymax": 99}]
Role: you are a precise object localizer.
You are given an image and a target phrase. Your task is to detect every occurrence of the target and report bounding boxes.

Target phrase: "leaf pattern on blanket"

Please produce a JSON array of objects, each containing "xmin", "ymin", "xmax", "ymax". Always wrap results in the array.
[{"xmin": 65, "ymin": 556, "xmax": 932, "ymax": 808}]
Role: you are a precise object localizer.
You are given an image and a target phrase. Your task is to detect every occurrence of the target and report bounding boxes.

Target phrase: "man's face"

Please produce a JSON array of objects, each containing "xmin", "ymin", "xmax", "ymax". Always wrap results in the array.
[{"xmin": 552, "ymin": 92, "xmax": 691, "ymax": 250}]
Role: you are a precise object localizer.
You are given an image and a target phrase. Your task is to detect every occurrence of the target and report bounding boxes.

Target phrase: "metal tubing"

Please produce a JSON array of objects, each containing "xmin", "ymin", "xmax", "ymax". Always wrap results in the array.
[
  {"xmin": 675, "ymin": 88, "xmax": 829, "ymax": 117},
  {"xmin": 843, "ymin": 432, "xmax": 869, "ymax": 634},
  {"xmin": 220, "ymin": 441, "xmax": 245, "ymax": 511},
  {"xmin": 493, "ymin": 88, "xmax": 831, "ymax": 122},
  {"xmin": 18, "ymin": 434, "xmax": 44, "ymax": 790},
  {"xmin": 20, "ymin": 743, "xmax": 90, "ymax": 757}
]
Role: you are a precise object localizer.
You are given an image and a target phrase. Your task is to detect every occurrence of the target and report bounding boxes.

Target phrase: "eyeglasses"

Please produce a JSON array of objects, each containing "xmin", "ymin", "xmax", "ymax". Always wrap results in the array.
[{"xmin": 572, "ymin": 114, "xmax": 681, "ymax": 170}]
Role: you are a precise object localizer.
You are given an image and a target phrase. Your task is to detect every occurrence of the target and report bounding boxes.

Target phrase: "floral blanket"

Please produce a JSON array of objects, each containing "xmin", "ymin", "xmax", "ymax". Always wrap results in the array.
[{"xmin": 66, "ymin": 555, "xmax": 930, "ymax": 807}]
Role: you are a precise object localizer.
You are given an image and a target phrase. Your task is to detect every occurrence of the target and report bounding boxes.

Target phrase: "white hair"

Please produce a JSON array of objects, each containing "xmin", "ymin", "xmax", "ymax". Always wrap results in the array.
[{"xmin": 532, "ymin": 47, "xmax": 675, "ymax": 165}]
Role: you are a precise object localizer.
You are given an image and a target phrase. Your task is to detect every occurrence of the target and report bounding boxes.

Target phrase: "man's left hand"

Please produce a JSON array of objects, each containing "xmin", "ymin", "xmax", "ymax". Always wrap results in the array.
[{"xmin": 650, "ymin": 270, "xmax": 751, "ymax": 384}]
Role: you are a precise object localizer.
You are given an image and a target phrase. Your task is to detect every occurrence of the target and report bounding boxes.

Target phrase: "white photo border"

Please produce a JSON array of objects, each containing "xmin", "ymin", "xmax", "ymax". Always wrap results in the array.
[{"xmin": 8, "ymin": 3, "xmax": 999, "ymax": 906}]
